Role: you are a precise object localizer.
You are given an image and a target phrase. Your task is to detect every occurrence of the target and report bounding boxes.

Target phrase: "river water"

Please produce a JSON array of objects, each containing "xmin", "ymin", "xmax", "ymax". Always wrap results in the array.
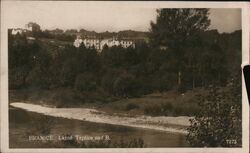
[{"xmin": 9, "ymin": 107, "xmax": 189, "ymax": 148}]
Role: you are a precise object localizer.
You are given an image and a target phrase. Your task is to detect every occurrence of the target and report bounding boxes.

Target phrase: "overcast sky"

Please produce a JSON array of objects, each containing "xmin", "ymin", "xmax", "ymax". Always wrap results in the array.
[{"xmin": 2, "ymin": 1, "xmax": 241, "ymax": 33}]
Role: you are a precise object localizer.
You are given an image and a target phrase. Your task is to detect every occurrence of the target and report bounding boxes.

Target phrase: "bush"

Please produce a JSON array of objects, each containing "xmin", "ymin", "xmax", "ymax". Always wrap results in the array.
[
  {"xmin": 143, "ymin": 102, "xmax": 199, "ymax": 116},
  {"xmin": 144, "ymin": 103, "xmax": 173, "ymax": 116},
  {"xmin": 113, "ymin": 72, "xmax": 140, "ymax": 97},
  {"xmin": 187, "ymin": 79, "xmax": 242, "ymax": 147},
  {"xmin": 144, "ymin": 105, "xmax": 162, "ymax": 116},
  {"xmin": 9, "ymin": 67, "xmax": 30, "ymax": 89},
  {"xmin": 101, "ymin": 69, "xmax": 120, "ymax": 94},
  {"xmin": 177, "ymin": 83, "xmax": 187, "ymax": 93},
  {"xmin": 52, "ymin": 89, "xmax": 81, "ymax": 107},
  {"xmin": 25, "ymin": 66, "xmax": 51, "ymax": 89},
  {"xmin": 74, "ymin": 73, "xmax": 97, "ymax": 92},
  {"xmin": 125, "ymin": 103, "xmax": 140, "ymax": 111}
]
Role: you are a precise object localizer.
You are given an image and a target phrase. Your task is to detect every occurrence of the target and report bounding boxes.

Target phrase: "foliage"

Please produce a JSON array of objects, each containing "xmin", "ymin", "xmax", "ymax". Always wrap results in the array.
[
  {"xmin": 25, "ymin": 47, "xmax": 52, "ymax": 89},
  {"xmin": 150, "ymin": 9, "xmax": 210, "ymax": 49},
  {"xmin": 125, "ymin": 103, "xmax": 140, "ymax": 111},
  {"xmin": 143, "ymin": 102, "xmax": 198, "ymax": 117},
  {"xmin": 74, "ymin": 72, "xmax": 97, "ymax": 91},
  {"xmin": 186, "ymin": 74, "xmax": 242, "ymax": 147},
  {"xmin": 9, "ymin": 17, "xmax": 241, "ymax": 99},
  {"xmin": 150, "ymin": 9, "xmax": 213, "ymax": 88},
  {"xmin": 113, "ymin": 72, "xmax": 141, "ymax": 97},
  {"xmin": 8, "ymin": 33, "xmax": 40, "ymax": 88},
  {"xmin": 26, "ymin": 22, "xmax": 41, "ymax": 33}
]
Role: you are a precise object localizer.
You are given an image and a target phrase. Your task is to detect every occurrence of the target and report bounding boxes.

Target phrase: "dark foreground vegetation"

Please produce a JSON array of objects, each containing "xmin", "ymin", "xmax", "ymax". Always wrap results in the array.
[{"xmin": 9, "ymin": 9, "xmax": 242, "ymax": 147}]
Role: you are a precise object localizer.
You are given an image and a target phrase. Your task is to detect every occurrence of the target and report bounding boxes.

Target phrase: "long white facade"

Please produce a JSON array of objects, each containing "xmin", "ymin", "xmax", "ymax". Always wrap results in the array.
[
  {"xmin": 73, "ymin": 36, "xmax": 135, "ymax": 51},
  {"xmin": 11, "ymin": 28, "xmax": 29, "ymax": 35}
]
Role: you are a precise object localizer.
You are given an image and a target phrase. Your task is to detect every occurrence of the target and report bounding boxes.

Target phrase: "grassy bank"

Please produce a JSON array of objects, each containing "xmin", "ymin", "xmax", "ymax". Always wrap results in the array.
[
  {"xmin": 9, "ymin": 88, "xmax": 207, "ymax": 117},
  {"xmin": 9, "ymin": 88, "xmax": 119, "ymax": 107},
  {"xmin": 97, "ymin": 89, "xmax": 206, "ymax": 117}
]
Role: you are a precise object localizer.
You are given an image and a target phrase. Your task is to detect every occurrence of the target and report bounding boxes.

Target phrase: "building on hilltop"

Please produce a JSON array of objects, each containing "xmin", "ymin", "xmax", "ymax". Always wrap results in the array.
[
  {"xmin": 11, "ymin": 28, "xmax": 36, "ymax": 42},
  {"xmin": 74, "ymin": 36, "xmax": 101, "ymax": 50},
  {"xmin": 11, "ymin": 28, "xmax": 28, "ymax": 35},
  {"xmin": 73, "ymin": 36, "xmax": 135, "ymax": 51}
]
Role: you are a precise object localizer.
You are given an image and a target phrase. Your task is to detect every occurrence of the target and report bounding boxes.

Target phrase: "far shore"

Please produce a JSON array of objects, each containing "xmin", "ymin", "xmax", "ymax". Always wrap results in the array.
[{"xmin": 10, "ymin": 102, "xmax": 192, "ymax": 134}]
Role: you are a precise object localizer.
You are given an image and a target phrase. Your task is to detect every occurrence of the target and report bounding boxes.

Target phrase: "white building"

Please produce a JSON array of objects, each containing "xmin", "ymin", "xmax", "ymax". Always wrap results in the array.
[
  {"xmin": 120, "ymin": 39, "xmax": 135, "ymax": 48},
  {"xmin": 73, "ymin": 36, "xmax": 135, "ymax": 51},
  {"xmin": 83, "ymin": 38, "xmax": 101, "ymax": 50},
  {"xmin": 11, "ymin": 28, "xmax": 26, "ymax": 35},
  {"xmin": 11, "ymin": 27, "xmax": 32, "ymax": 35},
  {"xmin": 73, "ymin": 36, "xmax": 84, "ymax": 48}
]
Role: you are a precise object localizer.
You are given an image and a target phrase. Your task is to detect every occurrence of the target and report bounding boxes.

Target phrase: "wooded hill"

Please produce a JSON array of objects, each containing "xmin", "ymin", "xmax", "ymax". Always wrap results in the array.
[
  {"xmin": 36, "ymin": 28, "xmax": 149, "ymax": 42},
  {"xmin": 8, "ymin": 29, "xmax": 241, "ymax": 94}
]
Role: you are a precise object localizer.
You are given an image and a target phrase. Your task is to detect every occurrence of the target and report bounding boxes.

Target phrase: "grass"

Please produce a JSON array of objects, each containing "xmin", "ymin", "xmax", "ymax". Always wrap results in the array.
[
  {"xmin": 98, "ymin": 89, "xmax": 206, "ymax": 116},
  {"xmin": 9, "ymin": 88, "xmax": 207, "ymax": 117},
  {"xmin": 9, "ymin": 88, "xmax": 118, "ymax": 108},
  {"xmin": 125, "ymin": 103, "xmax": 140, "ymax": 111}
]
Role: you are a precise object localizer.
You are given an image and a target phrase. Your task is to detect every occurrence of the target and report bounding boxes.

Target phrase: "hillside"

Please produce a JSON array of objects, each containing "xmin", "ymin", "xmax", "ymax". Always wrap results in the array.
[{"xmin": 48, "ymin": 28, "xmax": 149, "ymax": 41}]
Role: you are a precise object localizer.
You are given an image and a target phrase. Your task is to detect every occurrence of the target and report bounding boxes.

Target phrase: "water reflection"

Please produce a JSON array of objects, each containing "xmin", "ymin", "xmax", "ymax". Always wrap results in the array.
[{"xmin": 9, "ymin": 107, "xmax": 189, "ymax": 148}]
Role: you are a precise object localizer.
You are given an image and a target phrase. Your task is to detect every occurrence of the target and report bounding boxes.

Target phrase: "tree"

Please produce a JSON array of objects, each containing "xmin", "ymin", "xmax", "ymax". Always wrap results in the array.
[
  {"xmin": 25, "ymin": 47, "xmax": 52, "ymax": 89},
  {"xmin": 49, "ymin": 45, "xmax": 101, "ymax": 87},
  {"xmin": 187, "ymin": 72, "xmax": 242, "ymax": 147},
  {"xmin": 26, "ymin": 22, "xmax": 42, "ymax": 38},
  {"xmin": 51, "ymin": 28, "xmax": 64, "ymax": 34},
  {"xmin": 8, "ymin": 33, "xmax": 40, "ymax": 89},
  {"xmin": 74, "ymin": 72, "xmax": 97, "ymax": 91},
  {"xmin": 100, "ymin": 46, "xmax": 125, "ymax": 68},
  {"xmin": 150, "ymin": 9, "xmax": 210, "ymax": 87},
  {"xmin": 26, "ymin": 22, "xmax": 41, "ymax": 32},
  {"xmin": 113, "ymin": 72, "xmax": 141, "ymax": 97}
]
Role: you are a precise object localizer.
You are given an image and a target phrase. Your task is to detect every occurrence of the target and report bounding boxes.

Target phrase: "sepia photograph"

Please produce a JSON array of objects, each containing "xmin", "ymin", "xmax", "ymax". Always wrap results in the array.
[{"xmin": 1, "ymin": 1, "xmax": 249, "ymax": 153}]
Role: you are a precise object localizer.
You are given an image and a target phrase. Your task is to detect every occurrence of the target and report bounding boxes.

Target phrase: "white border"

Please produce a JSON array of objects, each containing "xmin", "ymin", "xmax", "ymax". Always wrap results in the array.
[{"xmin": 1, "ymin": 1, "xmax": 249, "ymax": 153}]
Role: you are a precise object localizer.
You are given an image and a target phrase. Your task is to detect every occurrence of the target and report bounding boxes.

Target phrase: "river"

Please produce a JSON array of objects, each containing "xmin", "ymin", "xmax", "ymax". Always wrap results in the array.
[{"xmin": 9, "ymin": 104, "xmax": 189, "ymax": 148}]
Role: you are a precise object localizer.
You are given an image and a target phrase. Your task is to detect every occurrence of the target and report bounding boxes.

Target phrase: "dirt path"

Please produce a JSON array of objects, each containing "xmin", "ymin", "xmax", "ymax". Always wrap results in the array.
[{"xmin": 10, "ymin": 102, "xmax": 192, "ymax": 134}]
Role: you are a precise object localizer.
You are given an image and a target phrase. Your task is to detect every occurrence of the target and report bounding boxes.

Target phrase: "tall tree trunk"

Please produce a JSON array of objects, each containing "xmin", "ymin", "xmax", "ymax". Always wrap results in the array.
[
  {"xmin": 193, "ymin": 75, "xmax": 195, "ymax": 89},
  {"xmin": 178, "ymin": 71, "xmax": 181, "ymax": 85}
]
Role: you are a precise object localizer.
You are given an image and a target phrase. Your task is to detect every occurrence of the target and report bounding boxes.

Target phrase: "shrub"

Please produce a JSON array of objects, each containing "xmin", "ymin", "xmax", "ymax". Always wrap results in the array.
[
  {"xmin": 9, "ymin": 67, "xmax": 30, "ymax": 89},
  {"xmin": 177, "ymin": 83, "xmax": 187, "ymax": 93},
  {"xmin": 144, "ymin": 105, "xmax": 162, "ymax": 116},
  {"xmin": 101, "ymin": 69, "xmax": 120, "ymax": 94},
  {"xmin": 74, "ymin": 73, "xmax": 97, "ymax": 92},
  {"xmin": 144, "ymin": 103, "xmax": 175, "ymax": 116},
  {"xmin": 113, "ymin": 72, "xmax": 141, "ymax": 97},
  {"xmin": 187, "ymin": 79, "xmax": 242, "ymax": 147},
  {"xmin": 125, "ymin": 103, "xmax": 140, "ymax": 111},
  {"xmin": 52, "ymin": 89, "xmax": 81, "ymax": 107},
  {"xmin": 161, "ymin": 103, "xmax": 173, "ymax": 113}
]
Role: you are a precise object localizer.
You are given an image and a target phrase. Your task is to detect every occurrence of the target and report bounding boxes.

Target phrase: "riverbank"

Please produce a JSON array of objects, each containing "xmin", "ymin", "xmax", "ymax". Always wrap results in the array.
[
  {"xmin": 10, "ymin": 102, "xmax": 192, "ymax": 134},
  {"xmin": 9, "ymin": 88, "xmax": 203, "ymax": 117},
  {"xmin": 9, "ymin": 107, "xmax": 189, "ymax": 148}
]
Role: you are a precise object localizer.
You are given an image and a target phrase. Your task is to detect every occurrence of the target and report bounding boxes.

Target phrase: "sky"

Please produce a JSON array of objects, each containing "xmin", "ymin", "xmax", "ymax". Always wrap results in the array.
[{"xmin": 2, "ymin": 1, "xmax": 241, "ymax": 33}]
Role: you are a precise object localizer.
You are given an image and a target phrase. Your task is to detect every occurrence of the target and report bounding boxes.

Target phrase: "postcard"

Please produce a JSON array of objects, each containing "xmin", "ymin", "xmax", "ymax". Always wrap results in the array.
[{"xmin": 1, "ymin": 1, "xmax": 249, "ymax": 153}]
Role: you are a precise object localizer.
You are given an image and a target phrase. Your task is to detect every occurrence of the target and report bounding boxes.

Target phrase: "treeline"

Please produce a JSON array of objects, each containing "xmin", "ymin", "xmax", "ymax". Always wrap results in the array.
[
  {"xmin": 8, "ymin": 29, "xmax": 241, "ymax": 98},
  {"xmin": 25, "ymin": 27, "xmax": 148, "ymax": 42},
  {"xmin": 32, "ymin": 30, "xmax": 76, "ymax": 42}
]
